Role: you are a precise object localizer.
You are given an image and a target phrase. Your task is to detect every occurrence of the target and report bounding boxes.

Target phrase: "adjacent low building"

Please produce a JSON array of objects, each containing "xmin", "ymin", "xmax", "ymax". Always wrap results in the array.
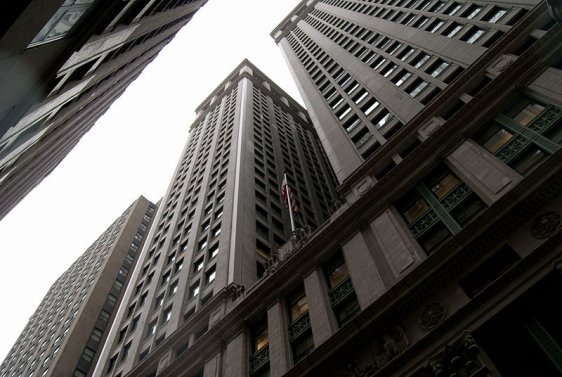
[{"xmin": 0, "ymin": 197, "xmax": 156, "ymax": 377}]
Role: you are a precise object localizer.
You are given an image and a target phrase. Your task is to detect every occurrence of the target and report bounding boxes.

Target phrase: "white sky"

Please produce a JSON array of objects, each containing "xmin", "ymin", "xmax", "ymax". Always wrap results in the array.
[{"xmin": 0, "ymin": 0, "xmax": 304, "ymax": 362}]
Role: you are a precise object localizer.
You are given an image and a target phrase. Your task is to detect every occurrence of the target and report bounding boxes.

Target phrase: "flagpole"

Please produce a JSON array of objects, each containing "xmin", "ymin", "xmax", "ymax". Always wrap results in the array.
[{"xmin": 284, "ymin": 173, "xmax": 296, "ymax": 233}]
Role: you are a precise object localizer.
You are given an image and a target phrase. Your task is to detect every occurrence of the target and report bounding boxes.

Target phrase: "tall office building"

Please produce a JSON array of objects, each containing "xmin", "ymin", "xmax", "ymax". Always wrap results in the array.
[
  {"xmin": 0, "ymin": 0, "xmax": 207, "ymax": 220},
  {"xmin": 0, "ymin": 196, "xmax": 156, "ymax": 377},
  {"xmin": 85, "ymin": 1, "xmax": 561, "ymax": 377},
  {"xmin": 93, "ymin": 60, "xmax": 338, "ymax": 377},
  {"xmin": 272, "ymin": 0, "xmax": 560, "ymax": 182}
]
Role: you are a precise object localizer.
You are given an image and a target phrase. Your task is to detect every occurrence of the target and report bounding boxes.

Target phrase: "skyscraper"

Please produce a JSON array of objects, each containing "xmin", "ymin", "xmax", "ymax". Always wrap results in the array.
[
  {"xmin": 0, "ymin": 0, "xmax": 208, "ymax": 220},
  {"xmin": 0, "ymin": 196, "xmax": 156, "ymax": 377},
  {"xmin": 93, "ymin": 60, "xmax": 339, "ymax": 377},
  {"xmin": 271, "ymin": 0, "xmax": 561, "ymax": 182}
]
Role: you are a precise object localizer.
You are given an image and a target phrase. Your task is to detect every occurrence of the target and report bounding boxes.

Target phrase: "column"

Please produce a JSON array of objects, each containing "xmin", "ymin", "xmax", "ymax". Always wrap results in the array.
[
  {"xmin": 303, "ymin": 268, "xmax": 337, "ymax": 346},
  {"xmin": 341, "ymin": 232, "xmax": 387, "ymax": 309},
  {"xmin": 267, "ymin": 299, "xmax": 290, "ymax": 377},
  {"xmin": 224, "ymin": 331, "xmax": 246, "ymax": 377}
]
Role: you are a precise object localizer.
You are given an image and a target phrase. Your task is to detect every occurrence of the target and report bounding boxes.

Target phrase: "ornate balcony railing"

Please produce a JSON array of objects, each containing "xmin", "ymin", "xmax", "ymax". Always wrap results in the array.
[
  {"xmin": 409, "ymin": 183, "xmax": 473, "ymax": 238},
  {"xmin": 329, "ymin": 276, "xmax": 355, "ymax": 308},
  {"xmin": 249, "ymin": 345, "xmax": 269, "ymax": 374},
  {"xmin": 495, "ymin": 105, "xmax": 562, "ymax": 163},
  {"xmin": 288, "ymin": 312, "xmax": 311, "ymax": 341}
]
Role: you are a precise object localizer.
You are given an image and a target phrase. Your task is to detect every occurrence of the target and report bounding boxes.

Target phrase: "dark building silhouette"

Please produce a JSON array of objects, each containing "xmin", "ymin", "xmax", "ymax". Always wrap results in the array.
[{"xmin": 0, "ymin": 0, "xmax": 207, "ymax": 221}]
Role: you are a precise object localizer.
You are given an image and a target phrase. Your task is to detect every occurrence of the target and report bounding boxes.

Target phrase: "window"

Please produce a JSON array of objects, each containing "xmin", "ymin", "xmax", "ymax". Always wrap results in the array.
[
  {"xmin": 396, "ymin": 165, "xmax": 486, "ymax": 252},
  {"xmin": 209, "ymin": 244, "xmax": 219, "ymax": 259},
  {"xmin": 445, "ymin": 2, "xmax": 461, "ymax": 15},
  {"xmin": 324, "ymin": 253, "xmax": 360, "ymax": 326},
  {"xmin": 189, "ymin": 283, "xmax": 200, "ymax": 299},
  {"xmin": 428, "ymin": 20, "xmax": 444, "ymax": 33},
  {"xmin": 392, "ymin": 71, "xmax": 412, "ymax": 86},
  {"xmin": 462, "ymin": 27, "xmax": 485, "ymax": 44},
  {"xmin": 147, "ymin": 322, "xmax": 157, "ymax": 338},
  {"xmin": 29, "ymin": 0, "xmax": 96, "ymax": 46},
  {"xmin": 412, "ymin": 53, "xmax": 431, "ymax": 68},
  {"xmin": 162, "ymin": 307, "xmax": 172, "ymax": 323},
  {"xmin": 445, "ymin": 23, "xmax": 462, "ymax": 38},
  {"xmin": 463, "ymin": 5, "xmax": 482, "ymax": 19},
  {"xmin": 407, "ymin": 79, "xmax": 429, "ymax": 97},
  {"xmin": 121, "ymin": 342, "xmax": 131, "ymax": 361},
  {"xmin": 90, "ymin": 327, "xmax": 103, "ymax": 343},
  {"xmin": 206, "ymin": 267, "xmax": 216, "ymax": 284},
  {"xmin": 429, "ymin": 60, "xmax": 450, "ymax": 77},
  {"xmin": 198, "ymin": 239, "xmax": 208, "ymax": 251},
  {"xmin": 194, "ymin": 258, "xmax": 204, "ymax": 273},
  {"xmin": 80, "ymin": 347, "xmax": 95, "ymax": 363},
  {"xmin": 483, "ymin": 7, "xmax": 507, "ymax": 23},
  {"xmin": 288, "ymin": 289, "xmax": 308, "ymax": 323},
  {"xmin": 475, "ymin": 96, "xmax": 561, "ymax": 175},
  {"xmin": 169, "ymin": 281, "xmax": 178, "ymax": 296}
]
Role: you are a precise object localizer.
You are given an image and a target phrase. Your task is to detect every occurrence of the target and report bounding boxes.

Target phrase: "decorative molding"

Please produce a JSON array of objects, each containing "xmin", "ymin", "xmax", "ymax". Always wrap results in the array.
[
  {"xmin": 531, "ymin": 211, "xmax": 561, "ymax": 239},
  {"xmin": 419, "ymin": 302, "xmax": 447, "ymax": 330}
]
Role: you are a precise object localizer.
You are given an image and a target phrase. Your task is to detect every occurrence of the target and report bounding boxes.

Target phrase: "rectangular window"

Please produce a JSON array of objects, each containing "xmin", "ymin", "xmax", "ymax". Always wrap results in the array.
[
  {"xmin": 462, "ymin": 27, "xmax": 485, "ymax": 44},
  {"xmin": 324, "ymin": 252, "xmax": 361, "ymax": 327},
  {"xmin": 474, "ymin": 96, "xmax": 561, "ymax": 175},
  {"xmin": 206, "ymin": 267, "xmax": 216, "ymax": 284},
  {"xmin": 190, "ymin": 283, "xmax": 200, "ymax": 298},
  {"xmin": 396, "ymin": 165, "xmax": 486, "ymax": 253}
]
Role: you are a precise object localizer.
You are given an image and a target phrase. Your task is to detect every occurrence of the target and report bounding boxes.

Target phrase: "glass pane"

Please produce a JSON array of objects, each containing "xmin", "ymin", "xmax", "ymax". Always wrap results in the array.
[
  {"xmin": 403, "ymin": 197, "xmax": 430, "ymax": 224},
  {"xmin": 512, "ymin": 147, "xmax": 547, "ymax": 175},
  {"xmin": 419, "ymin": 222, "xmax": 451, "ymax": 252},
  {"xmin": 46, "ymin": 8, "xmax": 88, "ymax": 39},
  {"xmin": 483, "ymin": 127, "xmax": 514, "ymax": 153},
  {"xmin": 289, "ymin": 292, "xmax": 308, "ymax": 321},
  {"xmin": 513, "ymin": 103, "xmax": 545, "ymax": 126},
  {"xmin": 430, "ymin": 173, "xmax": 460, "ymax": 199},
  {"xmin": 451, "ymin": 194, "xmax": 485, "ymax": 226},
  {"xmin": 328, "ymin": 262, "xmax": 349, "ymax": 288},
  {"xmin": 254, "ymin": 328, "xmax": 268, "ymax": 351}
]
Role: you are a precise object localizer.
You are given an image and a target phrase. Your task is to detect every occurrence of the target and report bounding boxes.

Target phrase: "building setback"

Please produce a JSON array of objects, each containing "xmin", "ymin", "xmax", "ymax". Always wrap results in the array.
[
  {"xmin": 93, "ymin": 60, "xmax": 339, "ymax": 377},
  {"xmin": 0, "ymin": 0, "xmax": 207, "ymax": 221},
  {"xmin": 0, "ymin": 196, "xmax": 156, "ymax": 377}
]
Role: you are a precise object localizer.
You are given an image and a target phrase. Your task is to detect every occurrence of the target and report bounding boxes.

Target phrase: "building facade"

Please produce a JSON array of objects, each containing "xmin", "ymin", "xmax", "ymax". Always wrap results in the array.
[
  {"xmin": 0, "ymin": 0, "xmax": 207, "ymax": 221},
  {"xmin": 85, "ymin": 1, "xmax": 562, "ymax": 377},
  {"xmin": 92, "ymin": 60, "xmax": 339, "ymax": 377},
  {"xmin": 272, "ymin": 0, "xmax": 559, "ymax": 183},
  {"xmin": 0, "ymin": 196, "xmax": 156, "ymax": 377}
]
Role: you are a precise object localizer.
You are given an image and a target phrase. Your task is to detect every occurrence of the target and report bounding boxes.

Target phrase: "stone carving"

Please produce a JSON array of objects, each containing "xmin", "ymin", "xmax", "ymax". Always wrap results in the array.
[
  {"xmin": 369, "ymin": 325, "xmax": 410, "ymax": 371},
  {"xmin": 531, "ymin": 211, "xmax": 561, "ymax": 239},
  {"xmin": 334, "ymin": 325, "xmax": 409, "ymax": 376},
  {"xmin": 226, "ymin": 283, "xmax": 245, "ymax": 300},
  {"xmin": 553, "ymin": 257, "xmax": 562, "ymax": 274},
  {"xmin": 418, "ymin": 118, "xmax": 443, "ymax": 139},
  {"xmin": 420, "ymin": 332, "xmax": 485, "ymax": 376},
  {"xmin": 355, "ymin": 177, "xmax": 374, "ymax": 196},
  {"xmin": 419, "ymin": 302, "xmax": 446, "ymax": 330}
]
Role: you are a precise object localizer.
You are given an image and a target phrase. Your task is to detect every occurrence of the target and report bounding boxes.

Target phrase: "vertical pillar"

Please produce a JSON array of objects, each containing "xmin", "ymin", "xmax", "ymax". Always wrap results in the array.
[
  {"xmin": 203, "ymin": 352, "xmax": 221, "ymax": 377},
  {"xmin": 267, "ymin": 299, "xmax": 291, "ymax": 377},
  {"xmin": 303, "ymin": 268, "xmax": 337, "ymax": 346},
  {"xmin": 224, "ymin": 331, "xmax": 246, "ymax": 377},
  {"xmin": 341, "ymin": 232, "xmax": 386, "ymax": 309}
]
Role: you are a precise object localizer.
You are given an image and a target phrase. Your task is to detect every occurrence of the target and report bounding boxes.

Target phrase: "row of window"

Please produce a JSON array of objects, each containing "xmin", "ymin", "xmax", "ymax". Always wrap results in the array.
[{"xmin": 250, "ymin": 252, "xmax": 360, "ymax": 376}]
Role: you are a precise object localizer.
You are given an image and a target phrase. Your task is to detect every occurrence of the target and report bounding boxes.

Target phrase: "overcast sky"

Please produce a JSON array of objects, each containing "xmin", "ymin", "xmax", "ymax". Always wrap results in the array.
[{"xmin": 0, "ymin": 0, "xmax": 304, "ymax": 362}]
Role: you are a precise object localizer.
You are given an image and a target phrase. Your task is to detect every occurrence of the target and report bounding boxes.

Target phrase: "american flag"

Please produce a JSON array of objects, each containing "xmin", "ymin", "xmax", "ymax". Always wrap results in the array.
[{"xmin": 280, "ymin": 174, "xmax": 298, "ymax": 213}]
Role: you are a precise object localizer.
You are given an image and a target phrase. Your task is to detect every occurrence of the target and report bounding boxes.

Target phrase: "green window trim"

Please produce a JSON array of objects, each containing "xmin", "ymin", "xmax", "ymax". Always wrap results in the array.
[{"xmin": 484, "ymin": 104, "xmax": 562, "ymax": 170}]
